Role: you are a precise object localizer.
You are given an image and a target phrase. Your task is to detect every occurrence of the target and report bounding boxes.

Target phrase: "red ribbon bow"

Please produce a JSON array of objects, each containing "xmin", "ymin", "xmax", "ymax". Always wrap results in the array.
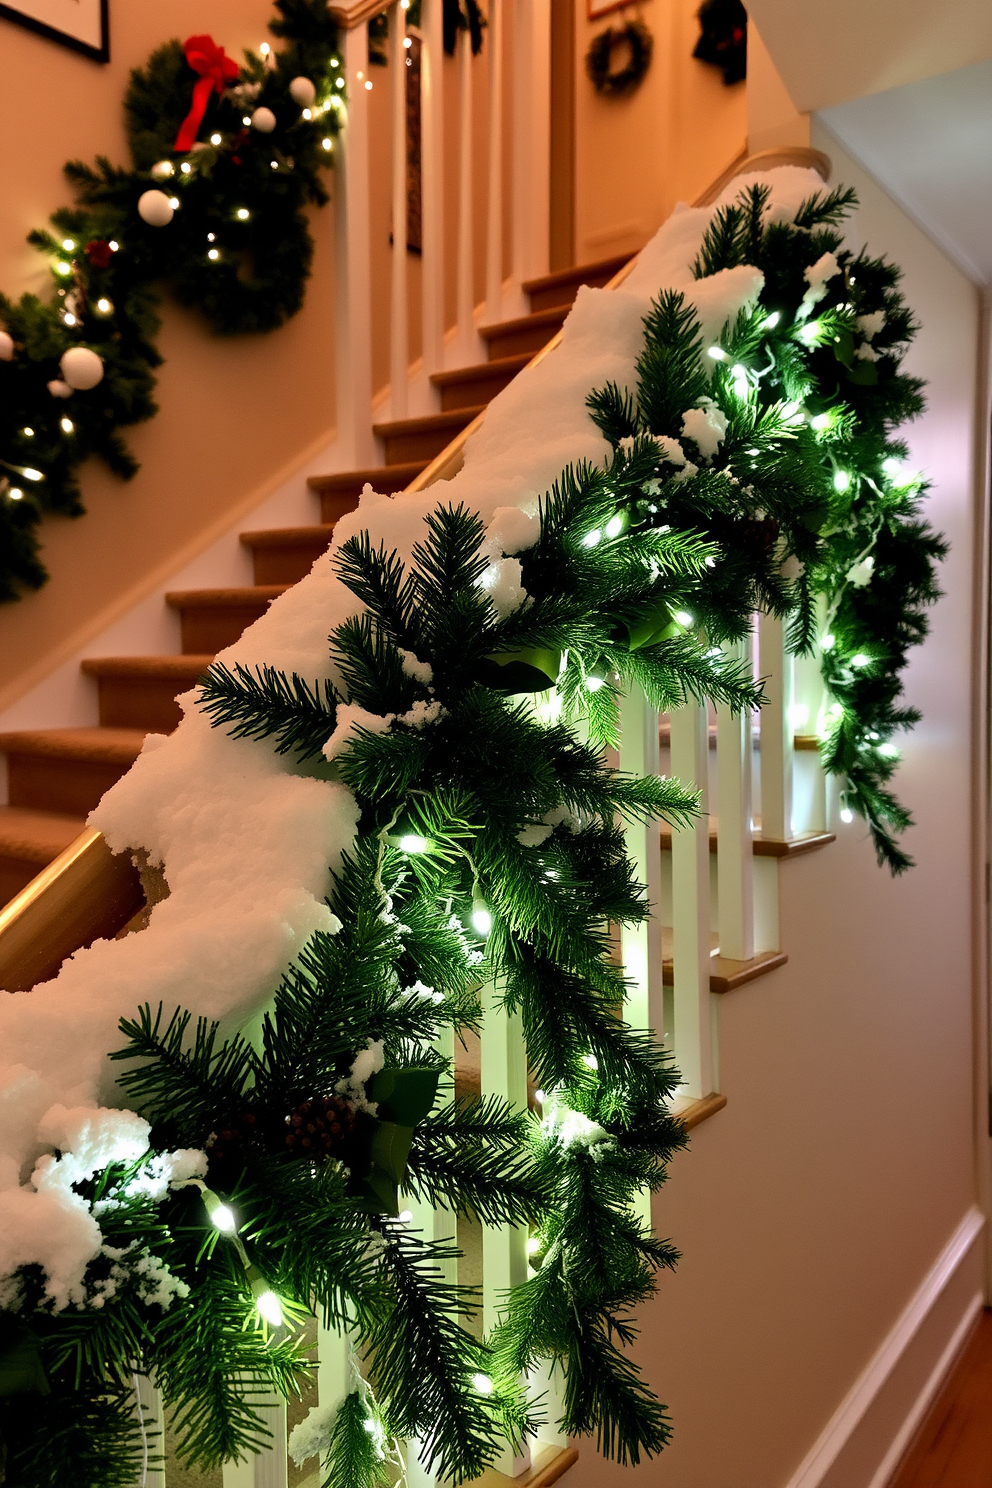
[{"xmin": 173, "ymin": 35, "xmax": 239, "ymax": 153}]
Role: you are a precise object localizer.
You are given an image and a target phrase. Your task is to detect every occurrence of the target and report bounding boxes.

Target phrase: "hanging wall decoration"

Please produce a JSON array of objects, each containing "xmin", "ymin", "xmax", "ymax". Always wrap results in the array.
[
  {"xmin": 586, "ymin": 17, "xmax": 654, "ymax": 98},
  {"xmin": 0, "ymin": 0, "xmax": 342, "ymax": 607},
  {"xmin": 693, "ymin": 0, "xmax": 747, "ymax": 85},
  {"xmin": 0, "ymin": 0, "xmax": 109, "ymax": 64}
]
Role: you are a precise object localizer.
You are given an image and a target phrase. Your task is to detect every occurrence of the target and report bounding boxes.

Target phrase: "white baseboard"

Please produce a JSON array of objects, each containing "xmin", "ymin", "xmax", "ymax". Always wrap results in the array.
[{"xmin": 785, "ymin": 1205, "xmax": 986, "ymax": 1488}]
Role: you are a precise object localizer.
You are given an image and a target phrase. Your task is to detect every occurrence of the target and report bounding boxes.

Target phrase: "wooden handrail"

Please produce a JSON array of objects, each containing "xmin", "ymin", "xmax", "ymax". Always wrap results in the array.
[{"xmin": 0, "ymin": 145, "xmax": 830, "ymax": 997}]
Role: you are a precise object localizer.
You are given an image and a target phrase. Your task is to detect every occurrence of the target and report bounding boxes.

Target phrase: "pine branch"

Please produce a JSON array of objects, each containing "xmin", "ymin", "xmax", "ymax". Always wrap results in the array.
[{"xmin": 197, "ymin": 662, "xmax": 338, "ymax": 762}]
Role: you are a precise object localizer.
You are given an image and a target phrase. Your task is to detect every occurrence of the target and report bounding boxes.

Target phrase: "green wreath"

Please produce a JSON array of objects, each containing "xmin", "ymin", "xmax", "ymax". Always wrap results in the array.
[
  {"xmin": 0, "ymin": 0, "xmax": 342, "ymax": 606},
  {"xmin": 586, "ymin": 17, "xmax": 654, "ymax": 98}
]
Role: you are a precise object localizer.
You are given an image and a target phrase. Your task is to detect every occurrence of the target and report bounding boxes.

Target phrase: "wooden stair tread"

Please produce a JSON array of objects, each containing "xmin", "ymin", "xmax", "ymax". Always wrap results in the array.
[
  {"xmin": 308, "ymin": 460, "xmax": 427, "ymax": 493},
  {"xmin": 0, "ymin": 727, "xmax": 148, "ymax": 764},
  {"xmin": 0, "ymin": 805, "xmax": 87, "ymax": 863},
  {"xmin": 81, "ymin": 655, "xmax": 213, "ymax": 679},
  {"xmin": 372, "ymin": 406, "xmax": 487, "ymax": 438},
  {"xmin": 430, "ymin": 352, "xmax": 531, "ymax": 389},
  {"xmin": 523, "ymin": 252, "xmax": 634, "ymax": 309},
  {"xmin": 165, "ymin": 586, "xmax": 289, "ymax": 609},
  {"xmin": 659, "ymin": 825, "xmax": 836, "ymax": 858},
  {"xmin": 240, "ymin": 525, "xmax": 337, "ymax": 548},
  {"xmin": 474, "ymin": 1444, "xmax": 579, "ymax": 1486},
  {"xmin": 480, "ymin": 305, "xmax": 567, "ymax": 339}
]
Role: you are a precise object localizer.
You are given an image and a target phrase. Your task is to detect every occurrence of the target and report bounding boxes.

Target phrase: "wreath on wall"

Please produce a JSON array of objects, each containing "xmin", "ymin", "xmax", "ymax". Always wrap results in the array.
[
  {"xmin": 693, "ymin": 0, "xmax": 747, "ymax": 85},
  {"xmin": 0, "ymin": 0, "xmax": 342, "ymax": 608},
  {"xmin": 0, "ymin": 178, "xmax": 946, "ymax": 1488},
  {"xmin": 586, "ymin": 17, "xmax": 654, "ymax": 98}
]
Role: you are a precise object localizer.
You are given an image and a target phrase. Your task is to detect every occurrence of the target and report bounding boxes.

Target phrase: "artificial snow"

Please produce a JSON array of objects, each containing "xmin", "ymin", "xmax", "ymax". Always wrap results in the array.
[
  {"xmin": 0, "ymin": 163, "xmax": 830, "ymax": 1281},
  {"xmin": 288, "ymin": 1402, "xmax": 338, "ymax": 1465},
  {"xmin": 681, "ymin": 400, "xmax": 729, "ymax": 461}
]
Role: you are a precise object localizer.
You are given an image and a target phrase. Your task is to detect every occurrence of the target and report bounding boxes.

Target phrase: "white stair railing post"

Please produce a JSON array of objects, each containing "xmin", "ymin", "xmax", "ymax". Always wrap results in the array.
[
  {"xmin": 481, "ymin": 983, "xmax": 532, "ymax": 1478},
  {"xmin": 484, "ymin": 0, "xmax": 504, "ymax": 323},
  {"xmin": 389, "ymin": 0, "xmax": 409, "ymax": 419},
  {"xmin": 510, "ymin": 0, "xmax": 551, "ymax": 307},
  {"xmin": 758, "ymin": 611, "xmax": 794, "ymax": 842},
  {"xmin": 715, "ymin": 632, "xmax": 755, "ymax": 962},
  {"xmin": 133, "ymin": 1374, "xmax": 165, "ymax": 1488},
  {"xmin": 454, "ymin": 25, "xmax": 478, "ymax": 360},
  {"xmin": 669, "ymin": 702, "xmax": 714, "ymax": 1100},
  {"xmin": 619, "ymin": 686, "xmax": 664, "ymax": 1039},
  {"xmin": 419, "ymin": 0, "xmax": 445, "ymax": 379},
  {"xmin": 334, "ymin": 22, "xmax": 376, "ymax": 466}
]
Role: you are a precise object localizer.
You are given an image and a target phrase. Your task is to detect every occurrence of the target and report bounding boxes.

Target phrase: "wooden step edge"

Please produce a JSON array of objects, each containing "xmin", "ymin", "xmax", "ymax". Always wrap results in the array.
[
  {"xmin": 165, "ymin": 586, "xmax": 288, "ymax": 609},
  {"xmin": 479, "ymin": 305, "xmax": 567, "ymax": 339},
  {"xmin": 522, "ymin": 252, "xmax": 634, "ymax": 298},
  {"xmin": 0, "ymin": 806, "xmax": 89, "ymax": 864},
  {"xmin": 670, "ymin": 1092, "xmax": 727, "ymax": 1131},
  {"xmin": 307, "ymin": 460, "xmax": 427, "ymax": 493},
  {"xmin": 430, "ymin": 352, "xmax": 532, "ymax": 388},
  {"xmin": 659, "ymin": 826, "xmax": 836, "ymax": 858},
  {"xmin": 372, "ymin": 405, "xmax": 487, "ymax": 438},
  {"xmin": 80, "ymin": 655, "xmax": 214, "ymax": 678},
  {"xmin": 661, "ymin": 947, "xmax": 788, "ymax": 995},
  {"xmin": 473, "ymin": 1444, "xmax": 579, "ymax": 1486},
  {"xmin": 0, "ymin": 727, "xmax": 149, "ymax": 763},
  {"xmin": 240, "ymin": 525, "xmax": 337, "ymax": 549}
]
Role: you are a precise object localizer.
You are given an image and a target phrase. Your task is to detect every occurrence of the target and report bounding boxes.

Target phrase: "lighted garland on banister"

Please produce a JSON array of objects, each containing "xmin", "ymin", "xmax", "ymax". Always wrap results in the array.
[
  {"xmin": 0, "ymin": 0, "xmax": 342, "ymax": 606},
  {"xmin": 0, "ymin": 181, "xmax": 942, "ymax": 1488}
]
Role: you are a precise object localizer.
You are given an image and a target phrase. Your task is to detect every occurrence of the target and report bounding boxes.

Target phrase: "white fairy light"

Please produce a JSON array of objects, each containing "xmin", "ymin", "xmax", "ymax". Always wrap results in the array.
[
  {"xmin": 236, "ymin": 208, "xmax": 250, "ymax": 220},
  {"xmin": 840, "ymin": 807, "xmax": 854, "ymax": 824},
  {"xmin": 833, "ymin": 470, "xmax": 851, "ymax": 493},
  {"xmin": 398, "ymin": 834, "xmax": 429, "ymax": 854},
  {"xmin": 810, "ymin": 413, "xmax": 831, "ymax": 431},
  {"xmin": 63, "ymin": 312, "xmax": 77, "ymax": 326},
  {"xmin": 56, "ymin": 261, "xmax": 72, "ymax": 276},
  {"xmin": 581, "ymin": 528, "xmax": 601, "ymax": 548},
  {"xmin": 762, "ymin": 310, "xmax": 781, "ymax": 329},
  {"xmin": 255, "ymin": 1289, "xmax": 284, "ymax": 1326},
  {"xmin": 526, "ymin": 1237, "xmax": 541, "ymax": 1255},
  {"xmin": 878, "ymin": 743, "xmax": 900, "ymax": 759},
  {"xmin": 851, "ymin": 653, "xmax": 870, "ymax": 668},
  {"xmin": 581, "ymin": 1053, "xmax": 599, "ymax": 1071},
  {"xmin": 674, "ymin": 610, "xmax": 693, "ymax": 627},
  {"xmin": 335, "ymin": 77, "xmax": 345, "ymax": 89},
  {"xmin": 472, "ymin": 1374, "xmax": 494, "ymax": 1396},
  {"xmin": 207, "ymin": 233, "xmax": 216, "ymax": 242},
  {"xmin": 109, "ymin": 240, "xmax": 120, "ymax": 251},
  {"xmin": 322, "ymin": 138, "xmax": 333, "ymax": 150},
  {"xmin": 208, "ymin": 248, "xmax": 220, "ymax": 261},
  {"xmin": 585, "ymin": 675, "xmax": 605, "ymax": 692},
  {"xmin": 8, "ymin": 488, "xmax": 23, "ymax": 500},
  {"xmin": 22, "ymin": 468, "xmax": 42, "ymax": 481},
  {"xmin": 62, "ymin": 238, "xmax": 75, "ymax": 252},
  {"xmin": 243, "ymin": 115, "xmax": 253, "ymax": 125},
  {"xmin": 210, "ymin": 1204, "xmax": 237, "ymax": 1233},
  {"xmin": 22, "ymin": 427, "xmax": 34, "ymax": 437},
  {"xmin": 180, "ymin": 162, "xmax": 192, "ymax": 174},
  {"xmin": 882, "ymin": 456, "xmax": 902, "ymax": 475},
  {"xmin": 96, "ymin": 297, "xmax": 112, "ymax": 313},
  {"xmin": 168, "ymin": 197, "xmax": 180, "ymax": 209},
  {"xmin": 210, "ymin": 132, "xmax": 222, "ymax": 145},
  {"xmin": 471, "ymin": 899, "xmax": 492, "ymax": 936},
  {"xmin": 398, "ymin": 1209, "xmax": 413, "ymax": 1224},
  {"xmin": 404, "ymin": 36, "xmax": 413, "ymax": 46},
  {"xmin": 707, "ymin": 345, "xmax": 727, "ymax": 361},
  {"xmin": 822, "ymin": 633, "xmax": 835, "ymax": 650},
  {"xmin": 364, "ymin": 79, "xmax": 373, "ymax": 90},
  {"xmin": 60, "ymin": 417, "xmax": 74, "ymax": 434},
  {"xmin": 605, "ymin": 514, "xmax": 624, "ymax": 538}
]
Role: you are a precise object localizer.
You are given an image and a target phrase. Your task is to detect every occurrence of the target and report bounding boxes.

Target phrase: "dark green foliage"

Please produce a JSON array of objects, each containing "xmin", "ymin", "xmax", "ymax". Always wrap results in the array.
[
  {"xmin": 586, "ymin": 179, "xmax": 944, "ymax": 869},
  {"xmin": 321, "ymin": 1390, "xmax": 391, "ymax": 1488},
  {"xmin": 0, "ymin": 0, "xmax": 340, "ymax": 603}
]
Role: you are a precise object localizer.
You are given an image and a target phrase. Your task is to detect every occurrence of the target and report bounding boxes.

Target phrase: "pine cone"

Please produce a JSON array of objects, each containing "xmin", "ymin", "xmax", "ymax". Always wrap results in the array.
[{"xmin": 283, "ymin": 1095, "xmax": 357, "ymax": 1161}]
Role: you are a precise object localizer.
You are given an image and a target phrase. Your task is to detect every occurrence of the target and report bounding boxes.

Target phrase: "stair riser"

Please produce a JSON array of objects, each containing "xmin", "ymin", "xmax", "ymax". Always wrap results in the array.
[
  {"xmin": 176, "ymin": 604, "xmax": 270, "ymax": 654},
  {"xmin": 250, "ymin": 541, "xmax": 333, "ymax": 585},
  {"xmin": 484, "ymin": 322, "xmax": 561, "ymax": 359},
  {"xmin": 526, "ymin": 266, "xmax": 628, "ymax": 313},
  {"xmin": 377, "ymin": 425, "xmax": 468, "ymax": 465},
  {"xmin": 436, "ymin": 366, "xmax": 521, "ymax": 411},
  {"xmin": 94, "ymin": 676, "xmax": 195, "ymax": 732},
  {"xmin": 6, "ymin": 754, "xmax": 133, "ymax": 817}
]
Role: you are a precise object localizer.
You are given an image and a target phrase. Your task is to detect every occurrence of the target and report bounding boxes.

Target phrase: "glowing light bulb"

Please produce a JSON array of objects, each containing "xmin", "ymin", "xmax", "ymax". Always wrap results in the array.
[
  {"xmin": 763, "ymin": 310, "xmax": 781, "ymax": 329},
  {"xmin": 260, "ymin": 41, "xmax": 271, "ymax": 55},
  {"xmin": 834, "ymin": 470, "xmax": 851, "ymax": 493},
  {"xmin": 271, "ymin": 160, "xmax": 279, "ymax": 169},
  {"xmin": 56, "ymin": 261, "xmax": 72, "ymax": 276},
  {"xmin": 534, "ymin": 1089, "xmax": 545, "ymax": 1104},
  {"xmin": 335, "ymin": 77, "xmax": 345, "ymax": 89},
  {"xmin": 236, "ymin": 208, "xmax": 250, "ymax": 220},
  {"xmin": 810, "ymin": 413, "xmax": 831, "ymax": 431},
  {"xmin": 168, "ymin": 197, "xmax": 180, "ymax": 209},
  {"xmin": 398, "ymin": 1209, "xmax": 413, "ymax": 1223},
  {"xmin": 211, "ymin": 1204, "xmax": 237, "ymax": 1232},
  {"xmin": 60, "ymin": 417, "xmax": 74, "ymax": 434},
  {"xmin": 109, "ymin": 240, "xmax": 120, "ymax": 251},
  {"xmin": 180, "ymin": 162, "xmax": 192, "ymax": 174},
  {"xmin": 322, "ymin": 137, "xmax": 333, "ymax": 150},
  {"xmin": 404, "ymin": 35, "xmax": 413, "ymax": 46},
  {"xmin": 207, "ymin": 233, "xmax": 216, "ymax": 242},
  {"xmin": 471, "ymin": 899, "xmax": 492, "ymax": 937},
  {"xmin": 8, "ymin": 488, "xmax": 23, "ymax": 500},
  {"xmin": 822, "ymin": 633, "xmax": 835, "ymax": 651},
  {"xmin": 674, "ymin": 610, "xmax": 694, "ymax": 627},
  {"xmin": 882, "ymin": 456, "xmax": 902, "ymax": 475},
  {"xmin": 22, "ymin": 468, "xmax": 42, "ymax": 482},
  {"xmin": 604, "ymin": 514, "xmax": 624, "ymax": 539},
  {"xmin": 208, "ymin": 248, "xmax": 220, "ymax": 261},
  {"xmin": 472, "ymin": 1374, "xmax": 494, "ymax": 1396},
  {"xmin": 585, "ymin": 675, "xmax": 605, "ymax": 692},
  {"xmin": 707, "ymin": 345, "xmax": 727, "ymax": 361},
  {"xmin": 243, "ymin": 115, "xmax": 253, "ymax": 125},
  {"xmin": 302, "ymin": 107, "xmax": 313, "ymax": 119},
  {"xmin": 96, "ymin": 297, "xmax": 112, "ymax": 314},
  {"xmin": 210, "ymin": 132, "xmax": 222, "ymax": 145},
  {"xmin": 840, "ymin": 807, "xmax": 854, "ymax": 824},
  {"xmin": 63, "ymin": 313, "xmax": 77, "ymax": 326},
  {"xmin": 581, "ymin": 528, "xmax": 601, "ymax": 548},
  {"xmin": 62, "ymin": 238, "xmax": 75, "ymax": 252},
  {"xmin": 22, "ymin": 427, "xmax": 34, "ymax": 437},
  {"xmin": 582, "ymin": 1053, "xmax": 599, "ymax": 1071},
  {"xmin": 255, "ymin": 1289, "xmax": 284, "ymax": 1326},
  {"xmin": 364, "ymin": 79, "xmax": 373, "ymax": 90},
  {"xmin": 851, "ymin": 653, "xmax": 870, "ymax": 668},
  {"xmin": 878, "ymin": 743, "xmax": 900, "ymax": 759},
  {"xmin": 526, "ymin": 1237, "xmax": 541, "ymax": 1255},
  {"xmin": 399, "ymin": 833, "xmax": 429, "ymax": 854}
]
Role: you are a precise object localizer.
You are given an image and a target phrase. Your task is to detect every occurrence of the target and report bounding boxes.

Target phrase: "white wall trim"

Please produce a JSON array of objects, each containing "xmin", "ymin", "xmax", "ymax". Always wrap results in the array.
[{"xmin": 785, "ymin": 1205, "xmax": 985, "ymax": 1488}]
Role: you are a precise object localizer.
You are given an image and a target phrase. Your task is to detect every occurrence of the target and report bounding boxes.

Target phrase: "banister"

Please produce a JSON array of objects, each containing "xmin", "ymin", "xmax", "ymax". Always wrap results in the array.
[{"xmin": 0, "ymin": 144, "xmax": 831, "ymax": 997}]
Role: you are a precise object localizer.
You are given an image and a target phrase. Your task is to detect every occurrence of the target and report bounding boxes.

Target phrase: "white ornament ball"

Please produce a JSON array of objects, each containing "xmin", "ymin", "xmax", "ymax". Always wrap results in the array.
[
  {"xmin": 60, "ymin": 346, "xmax": 104, "ymax": 391},
  {"xmin": 47, "ymin": 378, "xmax": 73, "ymax": 399},
  {"xmin": 251, "ymin": 106, "xmax": 277, "ymax": 133},
  {"xmin": 150, "ymin": 159, "xmax": 175, "ymax": 180},
  {"xmin": 0, "ymin": 330, "xmax": 14, "ymax": 361},
  {"xmin": 138, "ymin": 189, "xmax": 175, "ymax": 227},
  {"xmin": 289, "ymin": 75, "xmax": 316, "ymax": 106}
]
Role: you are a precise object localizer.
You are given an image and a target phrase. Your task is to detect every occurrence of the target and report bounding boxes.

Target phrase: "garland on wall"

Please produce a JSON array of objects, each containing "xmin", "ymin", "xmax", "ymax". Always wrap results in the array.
[
  {"xmin": 0, "ymin": 0, "xmax": 342, "ymax": 607},
  {"xmin": 0, "ymin": 179, "xmax": 943, "ymax": 1487}
]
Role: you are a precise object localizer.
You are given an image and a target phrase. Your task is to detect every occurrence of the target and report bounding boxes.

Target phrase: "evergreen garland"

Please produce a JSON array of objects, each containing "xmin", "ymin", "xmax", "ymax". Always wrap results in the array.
[
  {"xmin": 0, "ymin": 0, "xmax": 341, "ymax": 605},
  {"xmin": 0, "ymin": 175, "xmax": 942, "ymax": 1486}
]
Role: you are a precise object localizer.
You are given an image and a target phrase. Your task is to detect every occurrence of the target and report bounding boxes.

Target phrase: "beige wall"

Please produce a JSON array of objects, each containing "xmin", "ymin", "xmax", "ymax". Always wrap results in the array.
[
  {"xmin": 568, "ymin": 128, "xmax": 984, "ymax": 1487},
  {"xmin": 0, "ymin": 2, "xmax": 337, "ymax": 706},
  {"xmin": 573, "ymin": 0, "xmax": 747, "ymax": 263}
]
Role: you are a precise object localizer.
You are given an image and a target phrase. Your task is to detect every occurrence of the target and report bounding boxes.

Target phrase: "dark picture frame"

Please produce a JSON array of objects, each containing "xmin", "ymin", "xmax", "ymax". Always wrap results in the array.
[{"xmin": 0, "ymin": 0, "xmax": 109, "ymax": 62}]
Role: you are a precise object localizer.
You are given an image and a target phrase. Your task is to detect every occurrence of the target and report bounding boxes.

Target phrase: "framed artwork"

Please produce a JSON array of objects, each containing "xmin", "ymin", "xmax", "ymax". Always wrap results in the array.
[
  {"xmin": 0, "ymin": 0, "xmax": 109, "ymax": 62},
  {"xmin": 587, "ymin": 0, "xmax": 649, "ymax": 18}
]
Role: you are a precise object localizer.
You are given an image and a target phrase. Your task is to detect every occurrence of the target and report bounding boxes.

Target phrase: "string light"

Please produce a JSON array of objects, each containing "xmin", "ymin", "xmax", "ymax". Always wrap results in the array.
[
  {"xmin": 762, "ymin": 310, "xmax": 781, "ymax": 329},
  {"xmin": 22, "ymin": 427, "xmax": 34, "ymax": 437},
  {"xmin": 526, "ymin": 1237, "xmax": 541, "ymax": 1255},
  {"xmin": 62, "ymin": 238, "xmax": 75, "ymax": 252},
  {"xmin": 364, "ymin": 79, "xmax": 373, "ymax": 90},
  {"xmin": 810, "ymin": 413, "xmax": 831, "ymax": 431},
  {"xmin": 604, "ymin": 514, "xmax": 624, "ymax": 539},
  {"xmin": 168, "ymin": 197, "xmax": 180, "ymax": 209},
  {"xmin": 109, "ymin": 240, "xmax": 120, "ymax": 252},
  {"xmin": 63, "ymin": 312, "xmax": 77, "ymax": 326},
  {"xmin": 55, "ymin": 261, "xmax": 72, "ymax": 276},
  {"xmin": 22, "ymin": 468, "xmax": 42, "ymax": 482},
  {"xmin": 822, "ymin": 633, "xmax": 835, "ymax": 650},
  {"xmin": 254, "ymin": 1286, "xmax": 284, "ymax": 1326},
  {"xmin": 581, "ymin": 528, "xmax": 601, "ymax": 548},
  {"xmin": 335, "ymin": 77, "xmax": 345, "ymax": 88},
  {"xmin": 585, "ymin": 674, "xmax": 605, "ymax": 692},
  {"xmin": 243, "ymin": 115, "xmax": 253, "ymax": 125},
  {"xmin": 180, "ymin": 162, "xmax": 192, "ymax": 174},
  {"xmin": 471, "ymin": 898, "xmax": 492, "ymax": 936},
  {"xmin": 404, "ymin": 35, "xmax": 413, "ymax": 46},
  {"xmin": 851, "ymin": 653, "xmax": 870, "ymax": 668},
  {"xmin": 207, "ymin": 233, "xmax": 216, "ymax": 242},
  {"xmin": 534, "ymin": 1089, "xmax": 546, "ymax": 1104},
  {"xmin": 235, "ymin": 208, "xmax": 250, "ymax": 221},
  {"xmin": 271, "ymin": 161, "xmax": 279, "ymax": 170},
  {"xmin": 210, "ymin": 132, "xmax": 222, "ymax": 145},
  {"xmin": 60, "ymin": 417, "xmax": 74, "ymax": 434},
  {"xmin": 207, "ymin": 248, "xmax": 220, "ymax": 261},
  {"xmin": 471, "ymin": 1373, "xmax": 494, "ymax": 1396},
  {"xmin": 210, "ymin": 1203, "xmax": 237, "ymax": 1232},
  {"xmin": 260, "ymin": 41, "xmax": 271, "ymax": 55},
  {"xmin": 399, "ymin": 833, "xmax": 429, "ymax": 854},
  {"xmin": 840, "ymin": 807, "xmax": 854, "ymax": 824},
  {"xmin": 398, "ymin": 1209, "xmax": 413, "ymax": 1224},
  {"xmin": 707, "ymin": 345, "xmax": 727, "ymax": 361},
  {"xmin": 833, "ymin": 470, "xmax": 851, "ymax": 493},
  {"xmin": 8, "ymin": 488, "xmax": 23, "ymax": 501},
  {"xmin": 96, "ymin": 297, "xmax": 113, "ymax": 314},
  {"xmin": 321, "ymin": 137, "xmax": 333, "ymax": 150},
  {"xmin": 878, "ymin": 743, "xmax": 900, "ymax": 759},
  {"xmin": 674, "ymin": 610, "xmax": 694, "ymax": 627}
]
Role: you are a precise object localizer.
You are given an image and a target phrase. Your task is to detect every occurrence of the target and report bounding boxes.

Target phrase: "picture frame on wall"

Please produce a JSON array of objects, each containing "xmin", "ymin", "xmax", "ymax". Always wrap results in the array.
[{"xmin": 0, "ymin": 0, "xmax": 108, "ymax": 62}]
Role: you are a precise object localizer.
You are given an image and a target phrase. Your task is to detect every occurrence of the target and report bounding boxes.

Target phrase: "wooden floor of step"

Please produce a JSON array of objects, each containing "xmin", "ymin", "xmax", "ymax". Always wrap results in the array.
[
  {"xmin": 480, "ymin": 304, "xmax": 569, "ymax": 359},
  {"xmin": 888, "ymin": 1309, "xmax": 992, "ymax": 1485},
  {"xmin": 165, "ymin": 585, "xmax": 289, "ymax": 653},
  {"xmin": 431, "ymin": 352, "xmax": 531, "ymax": 411},
  {"xmin": 0, "ymin": 804, "xmax": 86, "ymax": 904},
  {"xmin": 307, "ymin": 462, "xmax": 427, "ymax": 516},
  {"xmin": 523, "ymin": 251, "xmax": 634, "ymax": 311},
  {"xmin": 0, "ymin": 727, "xmax": 148, "ymax": 817},
  {"xmin": 81, "ymin": 655, "xmax": 213, "ymax": 732}
]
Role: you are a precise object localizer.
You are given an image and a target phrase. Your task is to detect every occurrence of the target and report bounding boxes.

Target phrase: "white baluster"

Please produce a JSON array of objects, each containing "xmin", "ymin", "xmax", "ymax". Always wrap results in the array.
[
  {"xmin": 758, "ymin": 612, "xmax": 793, "ymax": 842},
  {"xmin": 389, "ymin": 0, "xmax": 409, "ymax": 419},
  {"xmin": 510, "ymin": 0, "xmax": 551, "ymax": 302},
  {"xmin": 618, "ymin": 686, "xmax": 663, "ymax": 1039},
  {"xmin": 669, "ymin": 703, "xmax": 713, "ymax": 1100},
  {"xmin": 715, "ymin": 633, "xmax": 754, "ymax": 962},
  {"xmin": 454, "ymin": 26, "xmax": 476, "ymax": 360},
  {"xmin": 481, "ymin": 983, "xmax": 532, "ymax": 1477},
  {"xmin": 419, "ymin": 0, "xmax": 445, "ymax": 379},
  {"xmin": 334, "ymin": 24, "xmax": 375, "ymax": 465},
  {"xmin": 132, "ymin": 1374, "xmax": 165, "ymax": 1488},
  {"xmin": 484, "ymin": 0, "xmax": 504, "ymax": 323}
]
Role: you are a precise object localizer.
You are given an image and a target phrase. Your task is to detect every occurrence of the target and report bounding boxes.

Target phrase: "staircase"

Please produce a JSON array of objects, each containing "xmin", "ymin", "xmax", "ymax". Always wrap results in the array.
[{"xmin": 0, "ymin": 254, "xmax": 631, "ymax": 909}]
